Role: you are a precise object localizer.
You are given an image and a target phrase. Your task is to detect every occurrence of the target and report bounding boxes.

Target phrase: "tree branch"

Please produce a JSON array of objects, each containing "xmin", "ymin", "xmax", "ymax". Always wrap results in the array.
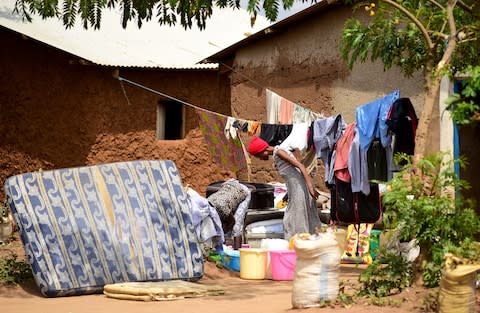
[
  {"xmin": 440, "ymin": 20, "xmax": 448, "ymax": 34},
  {"xmin": 458, "ymin": 37, "xmax": 478, "ymax": 44},
  {"xmin": 437, "ymin": 0, "xmax": 458, "ymax": 71},
  {"xmin": 431, "ymin": 31, "xmax": 449, "ymax": 40},
  {"xmin": 447, "ymin": 0, "xmax": 457, "ymax": 36},
  {"xmin": 457, "ymin": 0, "xmax": 473, "ymax": 13},
  {"xmin": 382, "ymin": 0, "xmax": 434, "ymax": 49},
  {"xmin": 426, "ymin": 0, "xmax": 446, "ymax": 11}
]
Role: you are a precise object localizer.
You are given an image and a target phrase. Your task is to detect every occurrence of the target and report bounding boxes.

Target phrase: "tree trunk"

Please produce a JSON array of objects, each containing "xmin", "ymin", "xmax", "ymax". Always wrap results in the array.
[{"xmin": 414, "ymin": 79, "xmax": 441, "ymax": 163}]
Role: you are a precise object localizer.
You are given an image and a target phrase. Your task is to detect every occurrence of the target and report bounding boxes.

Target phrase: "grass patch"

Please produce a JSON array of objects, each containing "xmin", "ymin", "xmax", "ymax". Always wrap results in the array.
[{"xmin": 0, "ymin": 254, "xmax": 33, "ymax": 285}]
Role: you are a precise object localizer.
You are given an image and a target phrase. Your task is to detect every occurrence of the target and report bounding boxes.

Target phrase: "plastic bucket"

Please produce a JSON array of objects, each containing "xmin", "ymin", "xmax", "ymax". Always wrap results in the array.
[
  {"xmin": 269, "ymin": 250, "xmax": 296, "ymax": 281},
  {"xmin": 260, "ymin": 239, "xmax": 290, "ymax": 279},
  {"xmin": 239, "ymin": 248, "xmax": 268, "ymax": 280},
  {"xmin": 221, "ymin": 250, "xmax": 240, "ymax": 272}
]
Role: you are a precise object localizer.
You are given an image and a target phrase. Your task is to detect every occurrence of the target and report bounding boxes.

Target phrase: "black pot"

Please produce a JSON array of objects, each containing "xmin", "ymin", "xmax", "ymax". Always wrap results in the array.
[{"xmin": 206, "ymin": 181, "xmax": 274, "ymax": 209}]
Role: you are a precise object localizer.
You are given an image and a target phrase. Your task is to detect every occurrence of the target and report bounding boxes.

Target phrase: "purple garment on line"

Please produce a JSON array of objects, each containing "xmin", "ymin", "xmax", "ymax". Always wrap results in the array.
[{"xmin": 196, "ymin": 109, "xmax": 247, "ymax": 173}]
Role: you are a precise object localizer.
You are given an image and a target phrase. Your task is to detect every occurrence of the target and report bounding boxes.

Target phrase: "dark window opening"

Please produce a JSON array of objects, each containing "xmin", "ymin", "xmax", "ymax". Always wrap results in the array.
[{"xmin": 157, "ymin": 100, "xmax": 184, "ymax": 140}]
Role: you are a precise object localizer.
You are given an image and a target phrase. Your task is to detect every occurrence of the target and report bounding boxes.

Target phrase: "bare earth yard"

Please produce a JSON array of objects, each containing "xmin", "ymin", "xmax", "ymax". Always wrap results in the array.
[
  {"xmin": 4, "ymin": 232, "xmax": 469, "ymax": 313},
  {"xmin": 0, "ymin": 263, "xmax": 432, "ymax": 313}
]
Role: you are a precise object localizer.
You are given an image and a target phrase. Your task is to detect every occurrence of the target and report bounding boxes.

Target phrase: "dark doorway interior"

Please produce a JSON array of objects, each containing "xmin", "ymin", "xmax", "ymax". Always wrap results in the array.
[
  {"xmin": 158, "ymin": 100, "xmax": 184, "ymax": 140},
  {"xmin": 455, "ymin": 80, "xmax": 480, "ymax": 215}
]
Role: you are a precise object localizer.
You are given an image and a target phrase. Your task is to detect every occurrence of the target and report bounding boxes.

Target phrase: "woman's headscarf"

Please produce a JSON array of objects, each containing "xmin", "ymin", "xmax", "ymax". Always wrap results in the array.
[{"xmin": 247, "ymin": 136, "xmax": 269, "ymax": 155}]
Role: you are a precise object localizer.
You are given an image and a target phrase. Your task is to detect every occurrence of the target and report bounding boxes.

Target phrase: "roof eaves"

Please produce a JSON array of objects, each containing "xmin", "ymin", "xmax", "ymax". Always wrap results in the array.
[{"xmin": 92, "ymin": 61, "xmax": 220, "ymax": 70}]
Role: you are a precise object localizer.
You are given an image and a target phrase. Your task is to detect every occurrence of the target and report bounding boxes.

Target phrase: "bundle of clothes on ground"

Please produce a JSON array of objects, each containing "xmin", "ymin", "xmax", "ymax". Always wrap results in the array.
[{"xmin": 186, "ymin": 179, "xmax": 251, "ymax": 252}]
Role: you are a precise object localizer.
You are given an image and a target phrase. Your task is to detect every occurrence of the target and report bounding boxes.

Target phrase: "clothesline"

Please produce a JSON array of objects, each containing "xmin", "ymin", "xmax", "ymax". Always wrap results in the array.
[
  {"xmin": 118, "ymin": 76, "xmax": 224, "ymax": 117},
  {"xmin": 117, "ymin": 75, "xmax": 320, "ymax": 125},
  {"xmin": 217, "ymin": 62, "xmax": 265, "ymax": 90},
  {"xmin": 117, "ymin": 74, "xmax": 321, "ymax": 179},
  {"xmin": 116, "ymin": 74, "xmax": 412, "ymax": 189}
]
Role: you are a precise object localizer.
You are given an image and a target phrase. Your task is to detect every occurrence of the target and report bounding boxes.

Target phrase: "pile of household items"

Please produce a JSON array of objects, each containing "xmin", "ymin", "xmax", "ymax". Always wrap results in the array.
[{"xmin": 3, "ymin": 159, "xmax": 389, "ymax": 308}]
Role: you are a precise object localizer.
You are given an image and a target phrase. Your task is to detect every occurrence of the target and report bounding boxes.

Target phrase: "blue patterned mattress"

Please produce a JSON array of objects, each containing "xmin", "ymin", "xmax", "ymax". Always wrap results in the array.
[{"xmin": 4, "ymin": 160, "xmax": 203, "ymax": 297}]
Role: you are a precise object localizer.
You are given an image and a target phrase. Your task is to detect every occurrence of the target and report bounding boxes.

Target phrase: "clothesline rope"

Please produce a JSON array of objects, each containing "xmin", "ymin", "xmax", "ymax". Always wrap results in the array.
[
  {"xmin": 117, "ymin": 75, "xmax": 321, "ymax": 124},
  {"xmin": 118, "ymin": 76, "xmax": 226, "ymax": 117},
  {"xmin": 217, "ymin": 62, "xmax": 265, "ymax": 90}
]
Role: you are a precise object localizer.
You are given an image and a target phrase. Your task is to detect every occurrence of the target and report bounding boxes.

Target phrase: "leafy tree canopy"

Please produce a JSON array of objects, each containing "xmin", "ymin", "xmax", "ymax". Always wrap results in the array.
[
  {"xmin": 13, "ymin": 0, "xmax": 313, "ymax": 30},
  {"xmin": 341, "ymin": 0, "xmax": 479, "ymax": 79}
]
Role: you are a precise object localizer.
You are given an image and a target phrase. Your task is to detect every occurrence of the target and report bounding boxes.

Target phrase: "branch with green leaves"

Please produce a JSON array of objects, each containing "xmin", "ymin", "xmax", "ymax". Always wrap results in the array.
[
  {"xmin": 446, "ymin": 65, "xmax": 480, "ymax": 125},
  {"xmin": 341, "ymin": 0, "xmax": 479, "ymax": 78},
  {"xmin": 13, "ymin": 0, "xmax": 317, "ymax": 29}
]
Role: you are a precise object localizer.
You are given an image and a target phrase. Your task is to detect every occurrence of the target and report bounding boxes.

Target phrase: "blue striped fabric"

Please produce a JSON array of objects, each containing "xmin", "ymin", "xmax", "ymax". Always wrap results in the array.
[{"xmin": 4, "ymin": 160, "xmax": 203, "ymax": 297}]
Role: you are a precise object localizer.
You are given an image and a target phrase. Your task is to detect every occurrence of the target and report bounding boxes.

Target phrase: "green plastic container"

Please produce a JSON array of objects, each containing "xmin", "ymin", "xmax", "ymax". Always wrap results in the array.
[{"xmin": 369, "ymin": 230, "xmax": 382, "ymax": 260}]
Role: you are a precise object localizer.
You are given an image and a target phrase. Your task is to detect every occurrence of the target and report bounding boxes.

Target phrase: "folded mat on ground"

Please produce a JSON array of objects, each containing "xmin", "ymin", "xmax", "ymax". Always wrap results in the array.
[
  {"xmin": 4, "ymin": 160, "xmax": 203, "ymax": 297},
  {"xmin": 103, "ymin": 280, "xmax": 225, "ymax": 301}
]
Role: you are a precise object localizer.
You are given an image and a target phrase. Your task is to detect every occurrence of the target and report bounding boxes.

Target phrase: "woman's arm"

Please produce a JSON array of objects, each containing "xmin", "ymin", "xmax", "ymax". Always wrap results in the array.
[{"xmin": 276, "ymin": 149, "xmax": 319, "ymax": 199}]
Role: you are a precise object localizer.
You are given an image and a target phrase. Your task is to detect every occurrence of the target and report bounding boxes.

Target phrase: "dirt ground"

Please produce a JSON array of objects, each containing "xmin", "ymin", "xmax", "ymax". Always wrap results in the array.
[
  {"xmin": 3, "ymin": 232, "xmax": 472, "ymax": 313},
  {"xmin": 0, "ymin": 265, "xmax": 431, "ymax": 313}
]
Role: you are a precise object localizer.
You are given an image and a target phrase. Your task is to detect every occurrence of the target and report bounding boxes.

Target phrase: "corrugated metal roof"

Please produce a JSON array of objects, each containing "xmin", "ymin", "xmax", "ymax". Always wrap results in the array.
[
  {"xmin": 0, "ymin": 1, "xmax": 271, "ymax": 69},
  {"xmin": 202, "ymin": 0, "xmax": 340, "ymax": 63}
]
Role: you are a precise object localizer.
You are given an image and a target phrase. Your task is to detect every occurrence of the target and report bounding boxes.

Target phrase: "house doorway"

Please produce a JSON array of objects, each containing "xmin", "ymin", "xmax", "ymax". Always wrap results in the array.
[{"xmin": 454, "ymin": 80, "xmax": 480, "ymax": 215}]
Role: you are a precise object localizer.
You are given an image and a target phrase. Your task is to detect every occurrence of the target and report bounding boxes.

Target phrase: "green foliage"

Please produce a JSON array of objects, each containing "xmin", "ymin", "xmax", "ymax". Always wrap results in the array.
[
  {"xmin": 0, "ymin": 255, "xmax": 33, "ymax": 285},
  {"xmin": 382, "ymin": 152, "xmax": 480, "ymax": 287},
  {"xmin": 341, "ymin": 5, "xmax": 427, "ymax": 77},
  {"xmin": 366, "ymin": 296, "xmax": 402, "ymax": 307},
  {"xmin": 444, "ymin": 238, "xmax": 480, "ymax": 263},
  {"xmin": 359, "ymin": 251, "xmax": 414, "ymax": 298},
  {"xmin": 13, "ymin": 0, "xmax": 315, "ymax": 29},
  {"xmin": 336, "ymin": 280, "xmax": 357, "ymax": 308},
  {"xmin": 341, "ymin": 0, "xmax": 480, "ymax": 79},
  {"xmin": 421, "ymin": 290, "xmax": 439, "ymax": 313},
  {"xmin": 446, "ymin": 65, "xmax": 480, "ymax": 125}
]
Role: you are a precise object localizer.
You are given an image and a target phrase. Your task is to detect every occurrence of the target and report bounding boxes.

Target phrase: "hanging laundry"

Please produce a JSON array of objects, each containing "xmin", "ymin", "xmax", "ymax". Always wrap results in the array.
[
  {"xmin": 196, "ymin": 110, "xmax": 247, "ymax": 173},
  {"xmin": 308, "ymin": 110, "xmax": 324, "ymax": 124},
  {"xmin": 348, "ymin": 130, "xmax": 370, "ymax": 195},
  {"xmin": 300, "ymin": 148, "xmax": 319, "ymax": 177},
  {"xmin": 307, "ymin": 121, "xmax": 315, "ymax": 150},
  {"xmin": 279, "ymin": 97, "xmax": 295, "ymax": 124},
  {"xmin": 266, "ymin": 89, "xmax": 281, "ymax": 124},
  {"xmin": 356, "ymin": 90, "xmax": 400, "ymax": 150},
  {"xmin": 331, "ymin": 180, "xmax": 382, "ymax": 226},
  {"xmin": 313, "ymin": 114, "xmax": 346, "ymax": 185},
  {"xmin": 367, "ymin": 139, "xmax": 388, "ymax": 182},
  {"xmin": 259, "ymin": 123, "xmax": 293, "ymax": 146},
  {"xmin": 293, "ymin": 104, "xmax": 312, "ymax": 124},
  {"xmin": 247, "ymin": 120, "xmax": 261, "ymax": 136},
  {"xmin": 292, "ymin": 103, "xmax": 324, "ymax": 124},
  {"xmin": 279, "ymin": 123, "xmax": 310, "ymax": 152},
  {"xmin": 334, "ymin": 122, "xmax": 356, "ymax": 183},
  {"xmin": 233, "ymin": 119, "xmax": 249, "ymax": 133},
  {"xmin": 386, "ymin": 97, "xmax": 418, "ymax": 156},
  {"xmin": 224, "ymin": 116, "xmax": 238, "ymax": 140}
]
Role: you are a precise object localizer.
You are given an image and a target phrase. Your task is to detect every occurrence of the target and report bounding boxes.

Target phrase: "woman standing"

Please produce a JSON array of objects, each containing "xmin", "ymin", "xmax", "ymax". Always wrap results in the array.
[{"xmin": 247, "ymin": 136, "xmax": 321, "ymax": 240}]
